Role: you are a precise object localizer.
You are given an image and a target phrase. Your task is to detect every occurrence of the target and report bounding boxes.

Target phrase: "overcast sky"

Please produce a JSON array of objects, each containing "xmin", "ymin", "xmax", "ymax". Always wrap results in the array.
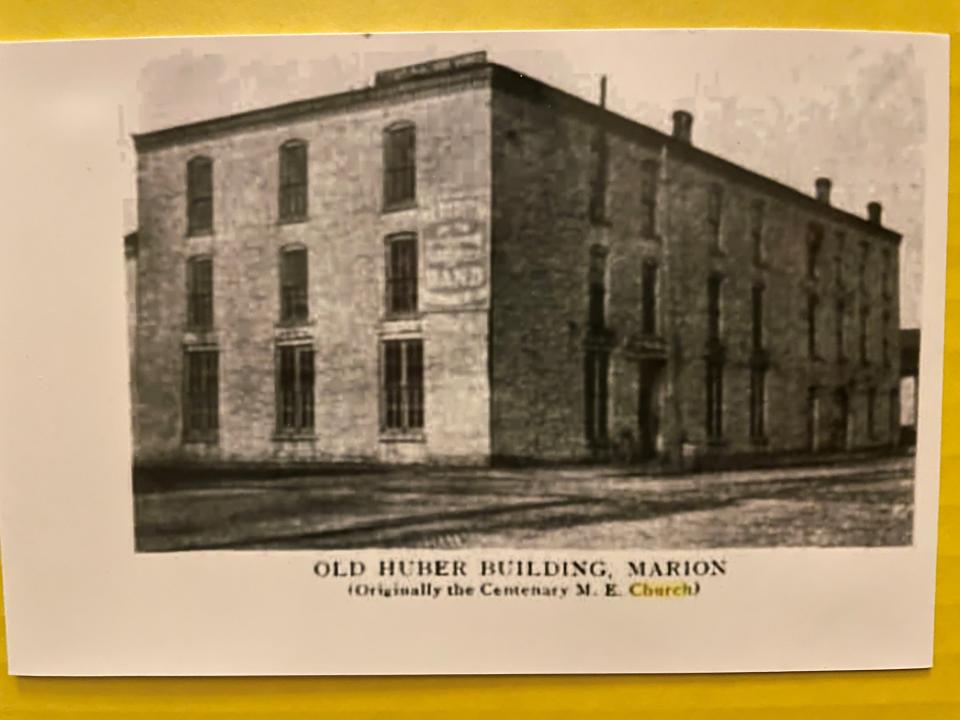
[{"xmin": 121, "ymin": 30, "xmax": 927, "ymax": 326}]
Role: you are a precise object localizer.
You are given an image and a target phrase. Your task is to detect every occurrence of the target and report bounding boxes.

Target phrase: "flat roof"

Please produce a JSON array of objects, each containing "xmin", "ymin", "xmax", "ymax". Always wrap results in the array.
[{"xmin": 133, "ymin": 54, "xmax": 900, "ymax": 242}]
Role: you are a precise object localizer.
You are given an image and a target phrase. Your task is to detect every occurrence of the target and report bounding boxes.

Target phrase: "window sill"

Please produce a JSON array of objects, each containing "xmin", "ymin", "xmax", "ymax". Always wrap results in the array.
[
  {"xmin": 186, "ymin": 229, "xmax": 214, "ymax": 238},
  {"xmin": 382, "ymin": 200, "xmax": 417, "ymax": 214},
  {"xmin": 379, "ymin": 431, "xmax": 426, "ymax": 444},
  {"xmin": 275, "ymin": 320, "xmax": 314, "ymax": 330},
  {"xmin": 273, "ymin": 432, "xmax": 316, "ymax": 442},
  {"xmin": 381, "ymin": 312, "xmax": 423, "ymax": 322},
  {"xmin": 278, "ymin": 216, "xmax": 308, "ymax": 226},
  {"xmin": 183, "ymin": 435, "xmax": 218, "ymax": 445}
]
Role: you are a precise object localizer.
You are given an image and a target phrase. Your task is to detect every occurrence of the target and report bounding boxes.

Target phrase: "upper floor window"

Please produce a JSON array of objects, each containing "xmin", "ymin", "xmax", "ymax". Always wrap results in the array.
[
  {"xmin": 807, "ymin": 293, "xmax": 819, "ymax": 358},
  {"xmin": 706, "ymin": 184, "xmax": 723, "ymax": 249},
  {"xmin": 383, "ymin": 123, "xmax": 416, "ymax": 209},
  {"xmin": 186, "ymin": 156, "xmax": 213, "ymax": 235},
  {"xmin": 186, "ymin": 256, "xmax": 213, "ymax": 330},
  {"xmin": 588, "ymin": 245, "xmax": 608, "ymax": 332},
  {"xmin": 751, "ymin": 283, "xmax": 764, "ymax": 350},
  {"xmin": 279, "ymin": 246, "xmax": 309, "ymax": 324},
  {"xmin": 834, "ymin": 231, "xmax": 846, "ymax": 289},
  {"xmin": 749, "ymin": 199, "xmax": 765, "ymax": 264},
  {"xmin": 836, "ymin": 298, "xmax": 846, "ymax": 362},
  {"xmin": 882, "ymin": 247, "xmax": 892, "ymax": 299},
  {"xmin": 639, "ymin": 160, "xmax": 658, "ymax": 237},
  {"xmin": 279, "ymin": 140, "xmax": 308, "ymax": 222},
  {"xmin": 882, "ymin": 309, "xmax": 891, "ymax": 366},
  {"xmin": 806, "ymin": 223, "xmax": 823, "ymax": 279},
  {"xmin": 641, "ymin": 260, "xmax": 658, "ymax": 336},
  {"xmin": 588, "ymin": 128, "xmax": 610, "ymax": 225},
  {"xmin": 707, "ymin": 273, "xmax": 723, "ymax": 341},
  {"xmin": 859, "ymin": 305, "xmax": 870, "ymax": 365},
  {"xmin": 859, "ymin": 240, "xmax": 870, "ymax": 295},
  {"xmin": 385, "ymin": 233, "xmax": 418, "ymax": 315}
]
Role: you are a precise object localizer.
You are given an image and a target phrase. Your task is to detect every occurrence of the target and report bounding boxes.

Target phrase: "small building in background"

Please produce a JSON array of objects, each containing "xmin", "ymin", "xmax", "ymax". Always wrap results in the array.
[{"xmin": 899, "ymin": 328, "xmax": 920, "ymax": 447}]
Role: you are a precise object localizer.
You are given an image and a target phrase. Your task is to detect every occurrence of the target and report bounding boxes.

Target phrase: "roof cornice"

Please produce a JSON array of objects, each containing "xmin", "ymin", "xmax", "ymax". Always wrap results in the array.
[{"xmin": 132, "ymin": 65, "xmax": 492, "ymax": 153}]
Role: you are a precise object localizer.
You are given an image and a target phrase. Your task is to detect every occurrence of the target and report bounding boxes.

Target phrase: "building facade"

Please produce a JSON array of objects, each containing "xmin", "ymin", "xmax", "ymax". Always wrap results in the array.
[{"xmin": 128, "ymin": 52, "xmax": 902, "ymax": 467}]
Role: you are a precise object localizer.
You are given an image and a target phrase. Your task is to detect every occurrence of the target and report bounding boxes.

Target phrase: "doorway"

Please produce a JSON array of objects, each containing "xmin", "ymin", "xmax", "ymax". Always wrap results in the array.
[
  {"xmin": 833, "ymin": 387, "xmax": 850, "ymax": 450},
  {"xmin": 638, "ymin": 360, "xmax": 663, "ymax": 459}
]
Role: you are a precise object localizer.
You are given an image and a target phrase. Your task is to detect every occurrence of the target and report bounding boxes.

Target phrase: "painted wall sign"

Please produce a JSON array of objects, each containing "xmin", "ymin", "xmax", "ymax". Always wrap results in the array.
[{"xmin": 422, "ymin": 216, "xmax": 488, "ymax": 310}]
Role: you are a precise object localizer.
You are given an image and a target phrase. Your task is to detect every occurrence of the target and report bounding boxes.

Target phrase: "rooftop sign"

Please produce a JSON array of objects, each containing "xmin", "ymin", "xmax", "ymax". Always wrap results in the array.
[{"xmin": 374, "ymin": 51, "xmax": 488, "ymax": 87}]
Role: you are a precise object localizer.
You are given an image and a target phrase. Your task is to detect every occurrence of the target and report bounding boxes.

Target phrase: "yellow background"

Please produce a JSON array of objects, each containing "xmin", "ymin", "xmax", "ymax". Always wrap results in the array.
[{"xmin": 0, "ymin": 1, "xmax": 957, "ymax": 717}]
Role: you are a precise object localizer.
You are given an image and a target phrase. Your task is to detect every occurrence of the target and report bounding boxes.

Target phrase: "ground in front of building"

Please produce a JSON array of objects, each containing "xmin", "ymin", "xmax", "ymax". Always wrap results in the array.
[{"xmin": 133, "ymin": 455, "xmax": 914, "ymax": 551}]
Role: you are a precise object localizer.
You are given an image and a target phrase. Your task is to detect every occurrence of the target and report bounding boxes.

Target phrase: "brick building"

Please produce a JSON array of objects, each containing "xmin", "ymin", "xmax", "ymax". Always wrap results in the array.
[{"xmin": 128, "ymin": 51, "xmax": 902, "ymax": 468}]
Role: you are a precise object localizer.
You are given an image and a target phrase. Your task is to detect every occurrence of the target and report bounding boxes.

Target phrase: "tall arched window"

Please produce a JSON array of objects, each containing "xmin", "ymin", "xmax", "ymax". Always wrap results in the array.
[
  {"xmin": 639, "ymin": 160, "xmax": 659, "ymax": 237},
  {"xmin": 279, "ymin": 245, "xmax": 309, "ymax": 323},
  {"xmin": 186, "ymin": 156, "xmax": 213, "ymax": 235},
  {"xmin": 383, "ymin": 122, "xmax": 416, "ymax": 209},
  {"xmin": 186, "ymin": 255, "xmax": 214, "ymax": 330},
  {"xmin": 279, "ymin": 140, "xmax": 308, "ymax": 222}
]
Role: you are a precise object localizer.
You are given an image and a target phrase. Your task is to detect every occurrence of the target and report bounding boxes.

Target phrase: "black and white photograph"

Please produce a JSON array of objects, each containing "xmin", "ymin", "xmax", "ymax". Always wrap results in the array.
[
  {"xmin": 124, "ymin": 32, "xmax": 927, "ymax": 552},
  {"xmin": 0, "ymin": 29, "xmax": 948, "ymax": 677}
]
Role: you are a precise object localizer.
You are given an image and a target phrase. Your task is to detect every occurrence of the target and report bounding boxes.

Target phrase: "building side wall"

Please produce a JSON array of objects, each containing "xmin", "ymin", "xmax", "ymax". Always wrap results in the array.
[
  {"xmin": 490, "ymin": 90, "xmax": 666, "ymax": 461},
  {"xmin": 663, "ymin": 154, "xmax": 901, "ymax": 458},
  {"xmin": 134, "ymin": 82, "xmax": 492, "ymax": 465},
  {"xmin": 489, "ymin": 84, "xmax": 901, "ymax": 463}
]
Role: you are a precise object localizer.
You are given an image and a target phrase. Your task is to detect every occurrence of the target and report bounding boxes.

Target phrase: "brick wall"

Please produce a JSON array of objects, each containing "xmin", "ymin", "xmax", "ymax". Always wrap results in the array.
[
  {"xmin": 489, "ymin": 87, "xmax": 665, "ymax": 461},
  {"xmin": 134, "ymin": 80, "xmax": 492, "ymax": 465},
  {"xmin": 488, "ymin": 76, "xmax": 900, "ymax": 464},
  {"xmin": 662, "ymin": 152, "xmax": 901, "ymax": 459}
]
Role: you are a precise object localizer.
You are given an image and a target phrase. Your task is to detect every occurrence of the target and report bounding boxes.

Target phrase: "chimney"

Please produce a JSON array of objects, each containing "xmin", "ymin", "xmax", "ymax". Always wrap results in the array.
[
  {"xmin": 867, "ymin": 201, "xmax": 883, "ymax": 225},
  {"xmin": 814, "ymin": 177, "xmax": 832, "ymax": 204},
  {"xmin": 599, "ymin": 75, "xmax": 607, "ymax": 108},
  {"xmin": 672, "ymin": 110, "xmax": 693, "ymax": 144}
]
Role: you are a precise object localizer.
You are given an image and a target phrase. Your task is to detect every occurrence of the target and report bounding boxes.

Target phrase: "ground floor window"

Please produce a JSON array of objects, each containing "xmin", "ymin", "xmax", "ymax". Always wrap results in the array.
[
  {"xmin": 889, "ymin": 387, "xmax": 899, "ymax": 442},
  {"xmin": 705, "ymin": 360, "xmax": 723, "ymax": 439},
  {"xmin": 584, "ymin": 349, "xmax": 609, "ymax": 444},
  {"xmin": 807, "ymin": 386, "xmax": 820, "ymax": 451},
  {"xmin": 382, "ymin": 338, "xmax": 424, "ymax": 431},
  {"xmin": 833, "ymin": 387, "xmax": 850, "ymax": 450},
  {"xmin": 749, "ymin": 368, "xmax": 766, "ymax": 440},
  {"xmin": 277, "ymin": 344, "xmax": 315, "ymax": 433},
  {"xmin": 183, "ymin": 348, "xmax": 218, "ymax": 441}
]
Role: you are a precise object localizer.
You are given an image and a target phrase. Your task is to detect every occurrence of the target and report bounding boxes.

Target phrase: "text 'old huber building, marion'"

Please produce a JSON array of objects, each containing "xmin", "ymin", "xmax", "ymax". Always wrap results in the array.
[{"xmin": 126, "ymin": 52, "xmax": 903, "ymax": 468}]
